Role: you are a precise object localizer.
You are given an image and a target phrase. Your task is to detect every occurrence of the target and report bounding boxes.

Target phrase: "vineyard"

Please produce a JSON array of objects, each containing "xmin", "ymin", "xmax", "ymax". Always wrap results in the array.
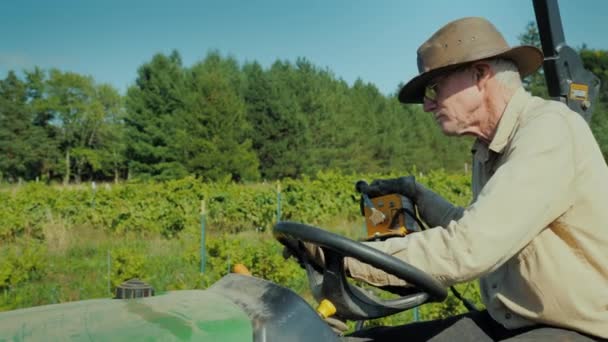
[{"xmin": 0, "ymin": 170, "xmax": 482, "ymax": 326}]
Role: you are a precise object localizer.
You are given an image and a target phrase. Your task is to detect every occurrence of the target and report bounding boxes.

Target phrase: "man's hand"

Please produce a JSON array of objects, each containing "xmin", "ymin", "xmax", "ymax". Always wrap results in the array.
[
  {"xmin": 281, "ymin": 240, "xmax": 350, "ymax": 335},
  {"xmin": 356, "ymin": 176, "xmax": 465, "ymax": 228},
  {"xmin": 357, "ymin": 176, "xmax": 417, "ymax": 199},
  {"xmin": 281, "ymin": 237, "xmax": 326, "ymax": 270},
  {"xmin": 324, "ymin": 317, "xmax": 349, "ymax": 335}
]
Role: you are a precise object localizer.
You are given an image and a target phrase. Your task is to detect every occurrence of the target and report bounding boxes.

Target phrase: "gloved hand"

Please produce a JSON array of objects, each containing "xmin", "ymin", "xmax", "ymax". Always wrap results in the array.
[
  {"xmin": 356, "ymin": 176, "xmax": 417, "ymax": 199},
  {"xmin": 281, "ymin": 237, "xmax": 326, "ymax": 270},
  {"xmin": 282, "ymin": 242, "xmax": 350, "ymax": 336},
  {"xmin": 324, "ymin": 317, "xmax": 349, "ymax": 335},
  {"xmin": 357, "ymin": 176, "xmax": 465, "ymax": 228}
]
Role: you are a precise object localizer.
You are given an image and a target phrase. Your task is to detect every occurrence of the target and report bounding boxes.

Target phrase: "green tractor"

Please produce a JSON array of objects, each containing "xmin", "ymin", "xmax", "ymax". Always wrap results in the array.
[{"xmin": 0, "ymin": 0, "xmax": 600, "ymax": 340}]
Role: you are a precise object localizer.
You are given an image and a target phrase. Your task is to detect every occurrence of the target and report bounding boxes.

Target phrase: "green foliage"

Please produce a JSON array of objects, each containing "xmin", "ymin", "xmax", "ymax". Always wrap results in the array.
[
  {"xmin": 110, "ymin": 247, "xmax": 146, "ymax": 288},
  {"xmin": 124, "ymin": 51, "xmax": 187, "ymax": 180},
  {"xmin": 180, "ymin": 52, "xmax": 260, "ymax": 181},
  {"xmin": 580, "ymin": 48, "xmax": 608, "ymax": 103},
  {"xmin": 580, "ymin": 48, "xmax": 608, "ymax": 161},
  {"xmin": 3, "ymin": 23, "xmax": 608, "ymax": 183},
  {"xmin": 423, "ymin": 170, "xmax": 472, "ymax": 207},
  {"xmin": 0, "ymin": 171, "xmax": 479, "ymax": 320},
  {"xmin": 0, "ymin": 170, "xmax": 472, "ymax": 241},
  {"xmin": 124, "ymin": 51, "xmax": 260, "ymax": 182},
  {"xmin": 0, "ymin": 71, "xmax": 51, "ymax": 182},
  {"xmin": 243, "ymin": 61, "xmax": 312, "ymax": 179},
  {"xmin": 198, "ymin": 233, "xmax": 307, "ymax": 292},
  {"xmin": 0, "ymin": 238, "xmax": 46, "ymax": 292},
  {"xmin": 0, "ymin": 68, "xmax": 125, "ymax": 184},
  {"xmin": 0, "ymin": 184, "xmax": 50, "ymax": 241},
  {"xmin": 518, "ymin": 21, "xmax": 549, "ymax": 98}
]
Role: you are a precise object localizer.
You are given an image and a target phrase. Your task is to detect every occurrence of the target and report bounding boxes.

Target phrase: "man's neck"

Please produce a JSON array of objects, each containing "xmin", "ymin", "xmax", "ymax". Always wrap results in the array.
[{"xmin": 477, "ymin": 84, "xmax": 517, "ymax": 144}]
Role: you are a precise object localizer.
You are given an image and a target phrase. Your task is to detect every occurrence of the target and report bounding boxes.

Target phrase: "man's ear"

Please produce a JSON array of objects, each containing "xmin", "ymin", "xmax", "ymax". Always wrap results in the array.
[{"xmin": 473, "ymin": 63, "xmax": 492, "ymax": 86}]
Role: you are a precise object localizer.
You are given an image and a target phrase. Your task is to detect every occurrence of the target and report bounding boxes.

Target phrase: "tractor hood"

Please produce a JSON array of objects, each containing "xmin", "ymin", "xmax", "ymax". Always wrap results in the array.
[
  {"xmin": 0, "ymin": 289, "xmax": 252, "ymax": 341},
  {"xmin": 0, "ymin": 274, "xmax": 339, "ymax": 342}
]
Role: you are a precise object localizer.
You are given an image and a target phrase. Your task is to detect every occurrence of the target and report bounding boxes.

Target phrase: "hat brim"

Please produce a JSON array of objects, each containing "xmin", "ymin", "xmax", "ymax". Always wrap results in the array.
[{"xmin": 398, "ymin": 45, "xmax": 543, "ymax": 104}]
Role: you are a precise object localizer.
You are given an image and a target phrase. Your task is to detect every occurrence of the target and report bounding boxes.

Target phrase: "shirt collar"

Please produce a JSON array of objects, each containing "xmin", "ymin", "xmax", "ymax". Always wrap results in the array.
[
  {"xmin": 488, "ymin": 87, "xmax": 529, "ymax": 154},
  {"xmin": 471, "ymin": 87, "xmax": 529, "ymax": 163}
]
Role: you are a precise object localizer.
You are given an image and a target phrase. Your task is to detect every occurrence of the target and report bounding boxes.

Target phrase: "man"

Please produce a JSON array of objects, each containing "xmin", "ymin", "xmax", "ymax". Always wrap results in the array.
[{"xmin": 291, "ymin": 17, "xmax": 608, "ymax": 341}]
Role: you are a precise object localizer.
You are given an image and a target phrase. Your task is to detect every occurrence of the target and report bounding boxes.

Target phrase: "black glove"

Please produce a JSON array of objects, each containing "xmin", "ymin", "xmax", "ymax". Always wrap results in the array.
[
  {"xmin": 361, "ymin": 176, "xmax": 417, "ymax": 199},
  {"xmin": 357, "ymin": 176, "xmax": 465, "ymax": 228},
  {"xmin": 280, "ymin": 237, "xmax": 325, "ymax": 271}
]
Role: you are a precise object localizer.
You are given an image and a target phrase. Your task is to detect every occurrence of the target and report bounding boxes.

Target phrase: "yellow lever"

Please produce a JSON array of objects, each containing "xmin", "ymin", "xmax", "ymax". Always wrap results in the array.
[
  {"xmin": 316, "ymin": 299, "xmax": 337, "ymax": 319},
  {"xmin": 232, "ymin": 263, "xmax": 252, "ymax": 276}
]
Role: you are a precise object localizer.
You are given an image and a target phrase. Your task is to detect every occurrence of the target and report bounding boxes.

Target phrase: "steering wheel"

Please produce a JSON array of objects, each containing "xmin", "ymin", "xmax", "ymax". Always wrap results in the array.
[{"xmin": 274, "ymin": 221, "xmax": 447, "ymax": 321}]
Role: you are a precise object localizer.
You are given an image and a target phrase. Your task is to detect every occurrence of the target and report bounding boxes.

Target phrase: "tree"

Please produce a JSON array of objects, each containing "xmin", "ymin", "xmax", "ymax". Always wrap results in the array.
[
  {"xmin": 125, "ymin": 51, "xmax": 188, "ymax": 180},
  {"xmin": 96, "ymin": 84, "xmax": 127, "ymax": 182},
  {"xmin": 244, "ymin": 61, "xmax": 311, "ymax": 179},
  {"xmin": 518, "ymin": 21, "xmax": 548, "ymax": 98},
  {"xmin": 179, "ymin": 52, "xmax": 259, "ymax": 181},
  {"xmin": 25, "ymin": 68, "xmax": 62, "ymax": 181},
  {"xmin": 125, "ymin": 51, "xmax": 260, "ymax": 181},
  {"xmin": 0, "ymin": 71, "xmax": 33, "ymax": 181},
  {"xmin": 42, "ymin": 70, "xmax": 115, "ymax": 183},
  {"xmin": 344, "ymin": 79, "xmax": 390, "ymax": 173},
  {"xmin": 580, "ymin": 48, "xmax": 608, "ymax": 161}
]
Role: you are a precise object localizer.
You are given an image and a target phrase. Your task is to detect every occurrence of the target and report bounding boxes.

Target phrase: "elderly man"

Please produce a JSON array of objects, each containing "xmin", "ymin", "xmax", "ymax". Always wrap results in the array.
[{"xmin": 334, "ymin": 17, "xmax": 608, "ymax": 341}]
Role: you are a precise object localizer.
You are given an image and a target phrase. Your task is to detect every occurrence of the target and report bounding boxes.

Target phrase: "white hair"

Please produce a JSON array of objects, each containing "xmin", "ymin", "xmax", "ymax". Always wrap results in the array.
[{"xmin": 485, "ymin": 58, "xmax": 523, "ymax": 90}]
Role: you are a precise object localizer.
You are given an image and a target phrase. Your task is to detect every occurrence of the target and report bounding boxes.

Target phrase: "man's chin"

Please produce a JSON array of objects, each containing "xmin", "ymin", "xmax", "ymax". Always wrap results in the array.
[{"xmin": 438, "ymin": 124, "xmax": 458, "ymax": 136}]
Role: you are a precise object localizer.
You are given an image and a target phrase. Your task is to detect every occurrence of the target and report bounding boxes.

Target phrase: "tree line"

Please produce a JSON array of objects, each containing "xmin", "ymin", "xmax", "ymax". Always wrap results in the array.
[
  {"xmin": 0, "ymin": 52, "xmax": 473, "ymax": 184},
  {"xmin": 1, "ymin": 24, "xmax": 607, "ymax": 184}
]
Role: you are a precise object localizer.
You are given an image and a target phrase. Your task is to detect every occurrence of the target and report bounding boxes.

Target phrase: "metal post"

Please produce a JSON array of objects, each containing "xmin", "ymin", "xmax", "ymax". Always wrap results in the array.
[
  {"xmin": 91, "ymin": 181, "xmax": 97, "ymax": 208},
  {"xmin": 276, "ymin": 182, "xmax": 282, "ymax": 222},
  {"xmin": 107, "ymin": 250, "xmax": 111, "ymax": 295},
  {"xmin": 200, "ymin": 200, "xmax": 207, "ymax": 273},
  {"xmin": 533, "ymin": 0, "xmax": 600, "ymax": 121},
  {"xmin": 413, "ymin": 307, "xmax": 420, "ymax": 322}
]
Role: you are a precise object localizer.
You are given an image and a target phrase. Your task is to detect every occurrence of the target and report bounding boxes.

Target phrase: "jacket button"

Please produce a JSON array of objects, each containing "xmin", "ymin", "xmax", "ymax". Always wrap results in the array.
[
  {"xmin": 505, "ymin": 313, "xmax": 512, "ymax": 319},
  {"xmin": 491, "ymin": 283, "xmax": 497, "ymax": 289}
]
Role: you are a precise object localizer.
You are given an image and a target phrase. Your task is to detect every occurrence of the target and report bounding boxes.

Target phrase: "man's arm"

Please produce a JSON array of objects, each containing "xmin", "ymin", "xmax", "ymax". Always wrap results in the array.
[{"xmin": 347, "ymin": 113, "xmax": 576, "ymax": 287}]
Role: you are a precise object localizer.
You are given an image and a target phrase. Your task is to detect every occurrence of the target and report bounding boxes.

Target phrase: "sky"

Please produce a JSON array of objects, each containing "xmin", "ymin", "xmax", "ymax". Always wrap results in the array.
[{"xmin": 1, "ymin": 0, "xmax": 607, "ymax": 97}]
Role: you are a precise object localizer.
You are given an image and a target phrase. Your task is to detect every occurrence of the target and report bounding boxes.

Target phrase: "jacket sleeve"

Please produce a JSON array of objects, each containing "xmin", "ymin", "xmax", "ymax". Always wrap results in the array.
[{"xmin": 346, "ymin": 114, "xmax": 576, "ymax": 287}]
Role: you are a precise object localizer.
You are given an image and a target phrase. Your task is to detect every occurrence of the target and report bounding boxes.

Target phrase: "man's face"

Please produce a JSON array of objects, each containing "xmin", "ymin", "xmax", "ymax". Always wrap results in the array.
[{"xmin": 422, "ymin": 66, "xmax": 484, "ymax": 136}]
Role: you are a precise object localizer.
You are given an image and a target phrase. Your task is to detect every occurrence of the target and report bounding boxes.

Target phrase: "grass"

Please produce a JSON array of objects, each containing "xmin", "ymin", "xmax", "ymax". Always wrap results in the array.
[
  {"xmin": 1, "ymin": 214, "xmax": 482, "ymax": 332},
  {"xmin": 1, "ymin": 216, "xmax": 364, "ymax": 312}
]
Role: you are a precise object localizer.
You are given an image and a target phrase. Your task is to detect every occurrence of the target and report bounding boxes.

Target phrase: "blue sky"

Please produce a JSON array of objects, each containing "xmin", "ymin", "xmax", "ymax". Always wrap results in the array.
[{"xmin": 1, "ymin": 0, "xmax": 606, "ymax": 96}]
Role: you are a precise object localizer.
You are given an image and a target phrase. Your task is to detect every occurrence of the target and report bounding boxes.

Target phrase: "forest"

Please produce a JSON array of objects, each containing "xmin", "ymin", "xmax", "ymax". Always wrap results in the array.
[{"xmin": 2, "ymin": 23, "xmax": 606, "ymax": 184}]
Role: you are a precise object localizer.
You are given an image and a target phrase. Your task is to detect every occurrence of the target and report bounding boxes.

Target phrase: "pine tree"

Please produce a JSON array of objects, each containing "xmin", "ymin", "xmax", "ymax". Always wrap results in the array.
[
  {"xmin": 125, "ymin": 51, "xmax": 188, "ymax": 179},
  {"xmin": 244, "ymin": 61, "xmax": 311, "ymax": 179},
  {"xmin": 179, "ymin": 52, "xmax": 259, "ymax": 181},
  {"xmin": 518, "ymin": 21, "xmax": 549, "ymax": 98},
  {"xmin": 0, "ymin": 72, "xmax": 31, "ymax": 181}
]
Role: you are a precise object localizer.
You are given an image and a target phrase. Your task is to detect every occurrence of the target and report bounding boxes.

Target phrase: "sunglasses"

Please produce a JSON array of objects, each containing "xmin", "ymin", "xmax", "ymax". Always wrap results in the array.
[
  {"xmin": 424, "ymin": 80, "xmax": 442, "ymax": 102},
  {"xmin": 424, "ymin": 65, "xmax": 471, "ymax": 102}
]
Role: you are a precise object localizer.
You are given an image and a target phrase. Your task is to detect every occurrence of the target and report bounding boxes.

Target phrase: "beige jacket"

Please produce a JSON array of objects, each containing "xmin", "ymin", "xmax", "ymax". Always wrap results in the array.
[{"xmin": 346, "ymin": 88, "xmax": 608, "ymax": 338}]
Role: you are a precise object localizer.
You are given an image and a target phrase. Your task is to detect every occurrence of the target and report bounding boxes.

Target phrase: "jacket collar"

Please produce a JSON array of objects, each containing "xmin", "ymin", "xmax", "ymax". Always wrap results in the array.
[
  {"xmin": 472, "ymin": 87, "xmax": 529, "ymax": 162},
  {"xmin": 488, "ymin": 87, "xmax": 529, "ymax": 154}
]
